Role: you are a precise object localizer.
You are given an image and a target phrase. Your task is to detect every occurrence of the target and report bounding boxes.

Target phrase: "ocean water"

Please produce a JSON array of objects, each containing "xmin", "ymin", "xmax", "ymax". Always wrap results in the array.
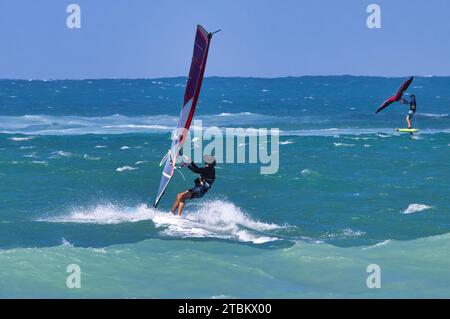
[{"xmin": 0, "ymin": 76, "xmax": 449, "ymax": 298}]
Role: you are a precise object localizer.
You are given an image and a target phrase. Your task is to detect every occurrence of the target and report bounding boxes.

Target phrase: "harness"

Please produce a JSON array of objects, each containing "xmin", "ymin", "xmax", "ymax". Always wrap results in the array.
[{"xmin": 196, "ymin": 177, "xmax": 213, "ymax": 189}]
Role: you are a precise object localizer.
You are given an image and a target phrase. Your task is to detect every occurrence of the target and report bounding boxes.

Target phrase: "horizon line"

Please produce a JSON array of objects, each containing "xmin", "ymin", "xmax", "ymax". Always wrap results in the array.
[{"xmin": 0, "ymin": 74, "xmax": 444, "ymax": 81}]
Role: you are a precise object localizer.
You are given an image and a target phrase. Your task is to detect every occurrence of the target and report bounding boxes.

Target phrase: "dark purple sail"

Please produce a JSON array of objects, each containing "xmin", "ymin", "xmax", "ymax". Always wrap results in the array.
[{"xmin": 153, "ymin": 25, "xmax": 213, "ymax": 208}]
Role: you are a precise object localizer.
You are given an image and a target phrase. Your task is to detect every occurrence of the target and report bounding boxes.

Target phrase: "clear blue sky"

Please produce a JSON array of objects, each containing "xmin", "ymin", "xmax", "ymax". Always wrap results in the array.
[{"xmin": 1, "ymin": 0, "xmax": 449, "ymax": 79}]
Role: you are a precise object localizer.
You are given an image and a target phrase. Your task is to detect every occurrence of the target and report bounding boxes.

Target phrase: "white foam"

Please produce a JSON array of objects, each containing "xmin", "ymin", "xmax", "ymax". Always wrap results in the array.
[
  {"xmin": 362, "ymin": 239, "xmax": 392, "ymax": 250},
  {"xmin": 325, "ymin": 228, "xmax": 366, "ymax": 239},
  {"xmin": 41, "ymin": 201, "xmax": 281, "ymax": 244},
  {"xmin": 217, "ymin": 112, "xmax": 252, "ymax": 117},
  {"xmin": 333, "ymin": 142, "xmax": 355, "ymax": 147},
  {"xmin": 42, "ymin": 204, "xmax": 153, "ymax": 224},
  {"xmin": 120, "ymin": 146, "xmax": 131, "ymax": 150},
  {"xmin": 300, "ymin": 168, "xmax": 318, "ymax": 176},
  {"xmin": 91, "ymin": 248, "xmax": 107, "ymax": 254},
  {"xmin": 210, "ymin": 295, "xmax": 235, "ymax": 299},
  {"xmin": 6, "ymin": 115, "xmax": 433, "ymax": 137},
  {"xmin": 280, "ymin": 128, "xmax": 397, "ymax": 137},
  {"xmin": 83, "ymin": 154, "xmax": 101, "ymax": 160},
  {"xmin": 116, "ymin": 166, "xmax": 137, "ymax": 172},
  {"xmin": 342, "ymin": 228, "xmax": 365, "ymax": 237},
  {"xmin": 104, "ymin": 124, "xmax": 171, "ymax": 130},
  {"xmin": 376, "ymin": 133, "xmax": 391, "ymax": 138},
  {"xmin": 417, "ymin": 113, "xmax": 448, "ymax": 118},
  {"xmin": 345, "ymin": 136, "xmax": 375, "ymax": 141},
  {"xmin": 280, "ymin": 140, "xmax": 294, "ymax": 145},
  {"xmin": 154, "ymin": 201, "xmax": 280, "ymax": 244},
  {"xmin": 31, "ymin": 161, "xmax": 48, "ymax": 165},
  {"xmin": 402, "ymin": 204, "xmax": 432, "ymax": 214},
  {"xmin": 23, "ymin": 152, "xmax": 38, "ymax": 158},
  {"xmin": 50, "ymin": 151, "xmax": 72, "ymax": 158},
  {"xmin": 0, "ymin": 114, "xmax": 177, "ymax": 135},
  {"xmin": 61, "ymin": 238, "xmax": 74, "ymax": 247},
  {"xmin": 8, "ymin": 136, "xmax": 34, "ymax": 141}
]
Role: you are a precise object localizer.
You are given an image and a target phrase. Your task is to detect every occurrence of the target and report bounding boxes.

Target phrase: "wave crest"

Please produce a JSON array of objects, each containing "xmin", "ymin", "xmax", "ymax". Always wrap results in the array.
[
  {"xmin": 402, "ymin": 204, "xmax": 432, "ymax": 214},
  {"xmin": 39, "ymin": 200, "xmax": 282, "ymax": 244}
]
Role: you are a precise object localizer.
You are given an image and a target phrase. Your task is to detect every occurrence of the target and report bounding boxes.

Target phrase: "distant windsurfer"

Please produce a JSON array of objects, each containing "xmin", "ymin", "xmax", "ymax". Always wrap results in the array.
[
  {"xmin": 401, "ymin": 94, "xmax": 417, "ymax": 129},
  {"xmin": 170, "ymin": 155, "xmax": 216, "ymax": 216}
]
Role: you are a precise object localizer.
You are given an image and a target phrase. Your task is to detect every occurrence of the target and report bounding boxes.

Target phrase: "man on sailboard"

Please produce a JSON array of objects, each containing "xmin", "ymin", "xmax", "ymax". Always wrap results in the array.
[
  {"xmin": 401, "ymin": 94, "xmax": 417, "ymax": 129},
  {"xmin": 170, "ymin": 155, "xmax": 216, "ymax": 216}
]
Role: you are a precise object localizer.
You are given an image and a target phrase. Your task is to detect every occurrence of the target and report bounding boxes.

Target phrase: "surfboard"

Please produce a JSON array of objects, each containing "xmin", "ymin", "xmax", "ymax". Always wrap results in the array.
[{"xmin": 396, "ymin": 128, "xmax": 418, "ymax": 133}]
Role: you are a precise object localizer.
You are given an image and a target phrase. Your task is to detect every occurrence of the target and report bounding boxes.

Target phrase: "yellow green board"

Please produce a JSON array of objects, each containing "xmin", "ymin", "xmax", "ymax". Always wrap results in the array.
[{"xmin": 396, "ymin": 128, "xmax": 419, "ymax": 133}]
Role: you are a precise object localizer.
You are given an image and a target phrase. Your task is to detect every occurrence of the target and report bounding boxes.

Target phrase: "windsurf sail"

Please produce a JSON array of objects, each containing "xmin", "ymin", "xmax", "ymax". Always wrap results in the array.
[
  {"xmin": 375, "ymin": 77, "xmax": 414, "ymax": 114},
  {"xmin": 153, "ymin": 25, "xmax": 215, "ymax": 208}
]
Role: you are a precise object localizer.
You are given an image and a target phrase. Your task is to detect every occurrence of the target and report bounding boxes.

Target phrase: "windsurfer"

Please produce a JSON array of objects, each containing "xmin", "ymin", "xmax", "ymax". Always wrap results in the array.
[
  {"xmin": 153, "ymin": 25, "xmax": 216, "ymax": 209},
  {"xmin": 170, "ymin": 155, "xmax": 216, "ymax": 216},
  {"xmin": 401, "ymin": 94, "xmax": 417, "ymax": 129}
]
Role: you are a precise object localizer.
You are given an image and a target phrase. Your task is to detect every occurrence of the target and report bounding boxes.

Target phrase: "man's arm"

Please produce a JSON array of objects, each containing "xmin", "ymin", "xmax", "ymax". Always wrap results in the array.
[{"xmin": 188, "ymin": 163, "xmax": 205, "ymax": 174}]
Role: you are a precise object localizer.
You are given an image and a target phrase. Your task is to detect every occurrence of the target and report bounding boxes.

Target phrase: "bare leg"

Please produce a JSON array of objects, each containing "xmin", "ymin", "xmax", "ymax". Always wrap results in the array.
[
  {"xmin": 171, "ymin": 192, "xmax": 185, "ymax": 214},
  {"xmin": 177, "ymin": 191, "xmax": 192, "ymax": 216},
  {"xmin": 406, "ymin": 116, "xmax": 412, "ymax": 129},
  {"xmin": 177, "ymin": 201, "xmax": 186, "ymax": 216}
]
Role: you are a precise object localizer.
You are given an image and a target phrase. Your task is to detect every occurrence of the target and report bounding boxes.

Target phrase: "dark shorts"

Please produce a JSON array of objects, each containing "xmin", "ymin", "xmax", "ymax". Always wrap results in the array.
[{"xmin": 189, "ymin": 184, "xmax": 210, "ymax": 199}]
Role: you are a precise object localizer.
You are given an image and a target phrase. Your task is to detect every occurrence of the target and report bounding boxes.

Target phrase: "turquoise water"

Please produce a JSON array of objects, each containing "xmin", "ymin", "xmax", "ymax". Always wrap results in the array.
[{"xmin": 0, "ymin": 77, "xmax": 449, "ymax": 297}]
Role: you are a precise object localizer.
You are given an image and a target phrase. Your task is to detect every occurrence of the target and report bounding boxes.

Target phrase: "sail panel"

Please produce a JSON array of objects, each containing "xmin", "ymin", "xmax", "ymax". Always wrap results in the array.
[{"xmin": 153, "ymin": 25, "xmax": 213, "ymax": 208}]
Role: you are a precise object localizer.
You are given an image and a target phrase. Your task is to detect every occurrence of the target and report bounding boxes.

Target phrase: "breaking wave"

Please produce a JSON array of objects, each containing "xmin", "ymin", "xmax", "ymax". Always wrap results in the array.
[
  {"xmin": 38, "ymin": 200, "xmax": 282, "ymax": 244},
  {"xmin": 402, "ymin": 204, "xmax": 432, "ymax": 215}
]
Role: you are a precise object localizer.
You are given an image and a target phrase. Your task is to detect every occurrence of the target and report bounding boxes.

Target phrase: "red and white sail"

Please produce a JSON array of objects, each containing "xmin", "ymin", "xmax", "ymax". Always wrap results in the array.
[
  {"xmin": 153, "ymin": 25, "xmax": 214, "ymax": 208},
  {"xmin": 375, "ymin": 77, "xmax": 414, "ymax": 114}
]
